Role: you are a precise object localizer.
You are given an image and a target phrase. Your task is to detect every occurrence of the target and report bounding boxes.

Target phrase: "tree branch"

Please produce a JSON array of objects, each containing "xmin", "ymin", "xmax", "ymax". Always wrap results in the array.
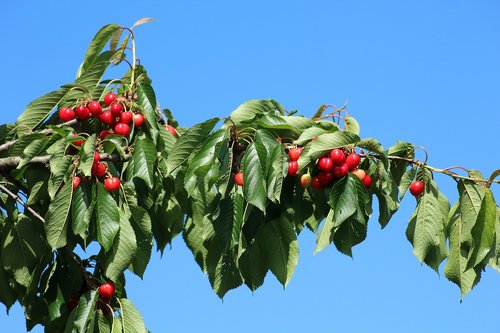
[{"xmin": 0, "ymin": 182, "xmax": 45, "ymax": 223}]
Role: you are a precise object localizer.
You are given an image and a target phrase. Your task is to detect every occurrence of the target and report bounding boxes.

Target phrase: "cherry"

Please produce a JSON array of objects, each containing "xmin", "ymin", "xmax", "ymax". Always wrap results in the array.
[
  {"xmin": 318, "ymin": 172, "xmax": 334, "ymax": 186},
  {"xmin": 300, "ymin": 174, "xmax": 312, "ymax": 188},
  {"xmin": 409, "ymin": 180, "xmax": 424, "ymax": 197},
  {"xmin": 133, "ymin": 113, "xmax": 145, "ymax": 127},
  {"xmin": 362, "ymin": 175, "xmax": 372, "ymax": 189},
  {"xmin": 345, "ymin": 153, "xmax": 361, "ymax": 171},
  {"xmin": 333, "ymin": 163, "xmax": 349, "ymax": 178},
  {"xmin": 94, "ymin": 151, "xmax": 100, "ymax": 162},
  {"xmin": 98, "ymin": 110, "xmax": 114, "ymax": 125},
  {"xmin": 99, "ymin": 130, "xmax": 113, "ymax": 140},
  {"xmin": 75, "ymin": 105, "xmax": 90, "ymax": 120},
  {"xmin": 59, "ymin": 107, "xmax": 75, "ymax": 122},
  {"xmin": 87, "ymin": 100, "xmax": 102, "ymax": 116},
  {"xmin": 351, "ymin": 169, "xmax": 367, "ymax": 181},
  {"xmin": 288, "ymin": 161, "xmax": 299, "ymax": 176},
  {"xmin": 234, "ymin": 172, "xmax": 244, "ymax": 186},
  {"xmin": 98, "ymin": 281, "xmax": 115, "ymax": 300},
  {"xmin": 103, "ymin": 92, "xmax": 117, "ymax": 106},
  {"xmin": 288, "ymin": 147, "xmax": 302, "ymax": 161},
  {"xmin": 91, "ymin": 162, "xmax": 106, "ymax": 177},
  {"xmin": 329, "ymin": 148, "xmax": 345, "ymax": 165},
  {"xmin": 72, "ymin": 176, "xmax": 81, "ymax": 189},
  {"xmin": 317, "ymin": 157, "xmax": 333, "ymax": 172},
  {"xmin": 311, "ymin": 176, "xmax": 323, "ymax": 189},
  {"xmin": 165, "ymin": 125, "xmax": 177, "ymax": 136},
  {"xmin": 114, "ymin": 123, "xmax": 131, "ymax": 136},
  {"xmin": 110, "ymin": 102, "xmax": 123, "ymax": 116},
  {"xmin": 67, "ymin": 296, "xmax": 79, "ymax": 312},
  {"xmin": 104, "ymin": 177, "xmax": 121, "ymax": 191},
  {"xmin": 119, "ymin": 111, "xmax": 133, "ymax": 124},
  {"xmin": 72, "ymin": 133, "xmax": 84, "ymax": 147}
]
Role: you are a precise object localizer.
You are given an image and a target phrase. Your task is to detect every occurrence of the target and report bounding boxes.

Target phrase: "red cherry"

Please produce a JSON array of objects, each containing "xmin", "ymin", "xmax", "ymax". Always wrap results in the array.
[
  {"xmin": 114, "ymin": 123, "xmax": 131, "ymax": 136},
  {"xmin": 333, "ymin": 163, "xmax": 349, "ymax": 178},
  {"xmin": 72, "ymin": 176, "xmax": 81, "ymax": 189},
  {"xmin": 165, "ymin": 125, "xmax": 177, "ymax": 136},
  {"xmin": 98, "ymin": 111, "xmax": 114, "ymax": 125},
  {"xmin": 98, "ymin": 281, "xmax": 115, "ymax": 300},
  {"xmin": 287, "ymin": 161, "xmax": 299, "ymax": 176},
  {"xmin": 351, "ymin": 169, "xmax": 367, "ymax": 181},
  {"xmin": 91, "ymin": 162, "xmax": 106, "ymax": 177},
  {"xmin": 75, "ymin": 105, "xmax": 90, "ymax": 120},
  {"xmin": 99, "ymin": 130, "xmax": 113, "ymax": 140},
  {"xmin": 110, "ymin": 102, "xmax": 123, "ymax": 116},
  {"xmin": 103, "ymin": 93, "xmax": 117, "ymax": 106},
  {"xmin": 94, "ymin": 151, "xmax": 100, "ymax": 162},
  {"xmin": 288, "ymin": 148, "xmax": 302, "ymax": 161},
  {"xmin": 318, "ymin": 172, "xmax": 335, "ymax": 186},
  {"xmin": 329, "ymin": 149, "xmax": 345, "ymax": 165},
  {"xmin": 409, "ymin": 180, "xmax": 425, "ymax": 197},
  {"xmin": 317, "ymin": 157, "xmax": 333, "ymax": 172},
  {"xmin": 362, "ymin": 175, "xmax": 372, "ymax": 189},
  {"xmin": 67, "ymin": 296, "xmax": 79, "ymax": 312},
  {"xmin": 59, "ymin": 107, "xmax": 75, "ymax": 122},
  {"xmin": 87, "ymin": 100, "xmax": 102, "ymax": 116},
  {"xmin": 234, "ymin": 172, "xmax": 244, "ymax": 186},
  {"xmin": 311, "ymin": 176, "xmax": 323, "ymax": 189},
  {"xmin": 133, "ymin": 113, "xmax": 145, "ymax": 127},
  {"xmin": 300, "ymin": 174, "xmax": 312, "ymax": 188},
  {"xmin": 345, "ymin": 153, "xmax": 361, "ymax": 171},
  {"xmin": 72, "ymin": 133, "xmax": 84, "ymax": 147},
  {"xmin": 104, "ymin": 177, "xmax": 121, "ymax": 192},
  {"xmin": 119, "ymin": 111, "xmax": 133, "ymax": 124}
]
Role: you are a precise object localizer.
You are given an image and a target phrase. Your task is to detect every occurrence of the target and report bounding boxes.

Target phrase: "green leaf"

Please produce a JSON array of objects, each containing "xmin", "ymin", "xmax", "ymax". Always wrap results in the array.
[
  {"xmin": 297, "ymin": 131, "xmax": 360, "ymax": 171},
  {"xmin": 120, "ymin": 298, "xmax": 148, "ymax": 333},
  {"xmin": 406, "ymin": 179, "xmax": 449, "ymax": 272},
  {"xmin": 166, "ymin": 118, "xmax": 219, "ymax": 175},
  {"xmin": 282, "ymin": 116, "xmax": 316, "ymax": 131},
  {"xmin": 0, "ymin": 260, "xmax": 17, "ymax": 311},
  {"xmin": 229, "ymin": 99, "xmax": 277, "ymax": 124},
  {"xmin": 314, "ymin": 209, "xmax": 335, "ymax": 254},
  {"xmin": 399, "ymin": 166, "xmax": 417, "ymax": 200},
  {"xmin": 332, "ymin": 214, "xmax": 367, "ymax": 257},
  {"xmin": 184, "ymin": 129, "xmax": 227, "ymax": 196},
  {"xmin": 2, "ymin": 215, "xmax": 47, "ymax": 287},
  {"xmin": 368, "ymin": 160, "xmax": 399, "ymax": 228},
  {"xmin": 95, "ymin": 310, "xmax": 112, "ymax": 333},
  {"xmin": 357, "ymin": 137, "xmax": 387, "ymax": 167},
  {"xmin": 130, "ymin": 137, "xmax": 157, "ymax": 188},
  {"xmin": 254, "ymin": 129, "xmax": 285, "ymax": 203},
  {"xmin": 257, "ymin": 216, "xmax": 299, "ymax": 287},
  {"xmin": 72, "ymin": 290, "xmax": 98, "ymax": 333},
  {"xmin": 457, "ymin": 179, "xmax": 485, "ymax": 248},
  {"xmin": 328, "ymin": 175, "xmax": 358, "ymax": 227},
  {"xmin": 128, "ymin": 205, "xmax": 153, "ymax": 278},
  {"xmin": 487, "ymin": 207, "xmax": 500, "ymax": 273},
  {"xmin": 103, "ymin": 211, "xmax": 137, "ymax": 281},
  {"xmin": 95, "ymin": 182, "xmax": 120, "ymax": 252},
  {"xmin": 71, "ymin": 182, "xmax": 92, "ymax": 240},
  {"xmin": 212, "ymin": 193, "xmax": 244, "ymax": 251},
  {"xmin": 238, "ymin": 239, "xmax": 268, "ymax": 291},
  {"xmin": 242, "ymin": 142, "xmax": 267, "ymax": 212},
  {"xmin": 467, "ymin": 188, "xmax": 496, "ymax": 269},
  {"xmin": 45, "ymin": 181, "xmax": 73, "ymax": 250},
  {"xmin": 293, "ymin": 126, "xmax": 336, "ymax": 146},
  {"xmin": 136, "ymin": 83, "xmax": 159, "ymax": 142},
  {"xmin": 17, "ymin": 137, "xmax": 49, "ymax": 169},
  {"xmin": 445, "ymin": 201, "xmax": 481, "ymax": 298},
  {"xmin": 77, "ymin": 24, "xmax": 121, "ymax": 78},
  {"xmin": 344, "ymin": 116, "xmax": 360, "ymax": 135},
  {"xmin": 79, "ymin": 134, "xmax": 96, "ymax": 177},
  {"xmin": 15, "ymin": 89, "xmax": 67, "ymax": 132},
  {"xmin": 206, "ymin": 240, "xmax": 243, "ymax": 298}
]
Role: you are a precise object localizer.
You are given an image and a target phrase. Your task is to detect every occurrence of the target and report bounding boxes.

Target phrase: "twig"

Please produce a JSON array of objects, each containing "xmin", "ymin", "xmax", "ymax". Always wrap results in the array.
[{"xmin": 0, "ymin": 182, "xmax": 45, "ymax": 223}]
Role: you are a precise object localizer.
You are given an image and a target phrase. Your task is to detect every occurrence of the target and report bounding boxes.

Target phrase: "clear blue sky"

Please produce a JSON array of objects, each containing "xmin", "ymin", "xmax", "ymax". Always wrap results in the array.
[{"xmin": 2, "ymin": 1, "xmax": 500, "ymax": 332}]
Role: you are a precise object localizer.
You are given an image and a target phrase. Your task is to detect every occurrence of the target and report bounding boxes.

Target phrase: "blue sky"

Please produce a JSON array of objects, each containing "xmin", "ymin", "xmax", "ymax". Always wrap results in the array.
[{"xmin": 2, "ymin": 1, "xmax": 500, "ymax": 332}]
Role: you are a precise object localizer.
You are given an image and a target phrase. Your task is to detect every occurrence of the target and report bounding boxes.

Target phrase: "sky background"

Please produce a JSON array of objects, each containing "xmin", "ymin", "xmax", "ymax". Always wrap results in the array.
[{"xmin": 2, "ymin": 1, "xmax": 500, "ymax": 332}]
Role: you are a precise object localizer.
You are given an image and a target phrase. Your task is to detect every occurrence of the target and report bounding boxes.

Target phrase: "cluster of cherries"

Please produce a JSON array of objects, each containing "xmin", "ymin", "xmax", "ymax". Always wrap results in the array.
[
  {"xmin": 60, "ymin": 92, "xmax": 147, "ymax": 192},
  {"xmin": 287, "ymin": 147, "xmax": 372, "ymax": 190}
]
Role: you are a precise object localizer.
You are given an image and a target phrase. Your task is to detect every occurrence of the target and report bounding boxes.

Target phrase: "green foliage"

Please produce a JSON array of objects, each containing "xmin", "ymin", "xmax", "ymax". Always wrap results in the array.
[{"xmin": 0, "ymin": 21, "xmax": 498, "ymax": 332}]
